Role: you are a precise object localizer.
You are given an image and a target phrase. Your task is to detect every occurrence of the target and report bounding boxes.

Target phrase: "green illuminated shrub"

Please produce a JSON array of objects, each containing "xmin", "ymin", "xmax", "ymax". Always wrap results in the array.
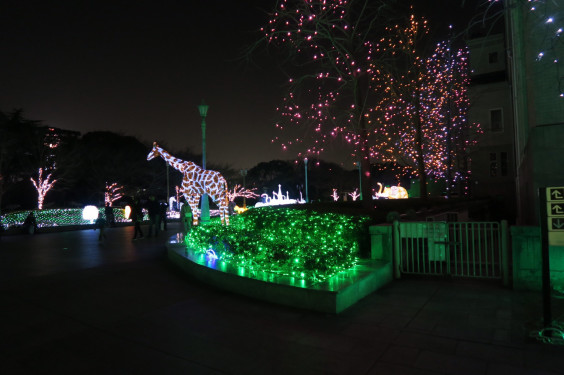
[{"xmin": 185, "ymin": 207, "xmax": 369, "ymax": 281}]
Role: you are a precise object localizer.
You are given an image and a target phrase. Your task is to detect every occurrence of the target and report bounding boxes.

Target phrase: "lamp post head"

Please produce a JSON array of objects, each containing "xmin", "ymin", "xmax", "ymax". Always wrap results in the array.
[{"xmin": 198, "ymin": 100, "xmax": 209, "ymax": 118}]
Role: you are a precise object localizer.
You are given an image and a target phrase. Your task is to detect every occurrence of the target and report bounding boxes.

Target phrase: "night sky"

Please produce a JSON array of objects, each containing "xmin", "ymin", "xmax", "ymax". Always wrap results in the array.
[{"xmin": 1, "ymin": 0, "xmax": 489, "ymax": 170}]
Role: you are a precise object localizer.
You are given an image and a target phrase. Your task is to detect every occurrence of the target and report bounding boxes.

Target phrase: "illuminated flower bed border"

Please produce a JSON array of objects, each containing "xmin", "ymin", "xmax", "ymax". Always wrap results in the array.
[{"xmin": 185, "ymin": 207, "xmax": 370, "ymax": 282}]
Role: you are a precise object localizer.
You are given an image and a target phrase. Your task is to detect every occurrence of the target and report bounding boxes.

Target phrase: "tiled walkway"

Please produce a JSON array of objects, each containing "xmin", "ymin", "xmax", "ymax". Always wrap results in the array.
[{"xmin": 1, "ymin": 223, "xmax": 563, "ymax": 374}]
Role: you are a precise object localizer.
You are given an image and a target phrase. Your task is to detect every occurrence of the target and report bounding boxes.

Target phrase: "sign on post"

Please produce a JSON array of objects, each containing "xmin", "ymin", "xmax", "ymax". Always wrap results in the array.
[{"xmin": 546, "ymin": 187, "xmax": 564, "ymax": 246}]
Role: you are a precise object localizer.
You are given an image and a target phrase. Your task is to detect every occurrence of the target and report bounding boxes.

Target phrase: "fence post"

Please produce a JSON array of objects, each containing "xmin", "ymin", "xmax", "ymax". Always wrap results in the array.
[
  {"xmin": 501, "ymin": 220, "xmax": 509, "ymax": 287},
  {"xmin": 393, "ymin": 220, "xmax": 401, "ymax": 279}
]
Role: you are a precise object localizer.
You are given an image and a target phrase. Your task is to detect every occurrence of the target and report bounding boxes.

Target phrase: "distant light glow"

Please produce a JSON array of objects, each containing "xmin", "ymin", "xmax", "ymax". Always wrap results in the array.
[{"xmin": 82, "ymin": 205, "xmax": 99, "ymax": 223}]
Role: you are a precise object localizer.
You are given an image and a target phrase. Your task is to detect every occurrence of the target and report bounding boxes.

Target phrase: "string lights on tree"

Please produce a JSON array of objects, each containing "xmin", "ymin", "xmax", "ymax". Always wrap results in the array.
[
  {"xmin": 486, "ymin": 0, "xmax": 563, "ymax": 97},
  {"xmin": 30, "ymin": 168, "xmax": 57, "ymax": 210},
  {"xmin": 348, "ymin": 188, "xmax": 360, "ymax": 201},
  {"xmin": 370, "ymin": 26, "xmax": 481, "ymax": 196},
  {"xmin": 331, "ymin": 189, "xmax": 340, "ymax": 201},
  {"xmin": 262, "ymin": 0, "xmax": 398, "ymax": 202},
  {"xmin": 227, "ymin": 184, "xmax": 259, "ymax": 203},
  {"xmin": 104, "ymin": 182, "xmax": 124, "ymax": 207},
  {"xmin": 262, "ymin": 2, "xmax": 480, "ymax": 198},
  {"xmin": 522, "ymin": 0, "xmax": 563, "ymax": 97}
]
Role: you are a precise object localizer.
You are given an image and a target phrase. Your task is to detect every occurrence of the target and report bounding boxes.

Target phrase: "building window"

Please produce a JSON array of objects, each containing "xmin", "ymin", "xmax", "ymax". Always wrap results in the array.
[
  {"xmin": 489, "ymin": 152, "xmax": 509, "ymax": 177},
  {"xmin": 490, "ymin": 152, "xmax": 497, "ymax": 177},
  {"xmin": 488, "ymin": 51, "xmax": 498, "ymax": 64},
  {"xmin": 500, "ymin": 152, "xmax": 508, "ymax": 176},
  {"xmin": 490, "ymin": 108, "xmax": 503, "ymax": 131}
]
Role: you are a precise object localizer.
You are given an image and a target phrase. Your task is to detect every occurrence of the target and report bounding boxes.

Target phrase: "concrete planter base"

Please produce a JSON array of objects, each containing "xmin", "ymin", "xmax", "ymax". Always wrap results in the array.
[{"xmin": 167, "ymin": 240, "xmax": 393, "ymax": 314}]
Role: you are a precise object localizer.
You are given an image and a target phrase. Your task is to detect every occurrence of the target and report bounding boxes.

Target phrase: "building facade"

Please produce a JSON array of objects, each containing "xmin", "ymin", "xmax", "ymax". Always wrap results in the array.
[
  {"xmin": 507, "ymin": 0, "xmax": 564, "ymax": 224},
  {"xmin": 468, "ymin": 33, "xmax": 517, "ymax": 221}
]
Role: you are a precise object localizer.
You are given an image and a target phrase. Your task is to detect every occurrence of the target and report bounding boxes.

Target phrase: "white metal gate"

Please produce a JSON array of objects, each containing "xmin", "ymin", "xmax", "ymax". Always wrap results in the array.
[{"xmin": 395, "ymin": 221, "xmax": 508, "ymax": 280}]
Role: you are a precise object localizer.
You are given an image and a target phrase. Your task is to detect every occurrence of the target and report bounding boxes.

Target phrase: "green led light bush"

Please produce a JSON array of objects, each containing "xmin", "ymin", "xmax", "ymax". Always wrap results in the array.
[
  {"xmin": 1, "ymin": 207, "xmax": 134, "ymax": 229},
  {"xmin": 185, "ymin": 207, "xmax": 370, "ymax": 282}
]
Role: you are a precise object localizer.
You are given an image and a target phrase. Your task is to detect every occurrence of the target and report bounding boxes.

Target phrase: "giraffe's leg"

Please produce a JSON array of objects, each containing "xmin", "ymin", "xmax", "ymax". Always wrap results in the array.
[
  {"xmin": 212, "ymin": 193, "xmax": 229, "ymax": 225},
  {"xmin": 187, "ymin": 196, "xmax": 199, "ymax": 226},
  {"xmin": 218, "ymin": 190, "xmax": 229, "ymax": 225},
  {"xmin": 215, "ymin": 194, "xmax": 230, "ymax": 225},
  {"xmin": 222, "ymin": 195, "xmax": 229, "ymax": 225}
]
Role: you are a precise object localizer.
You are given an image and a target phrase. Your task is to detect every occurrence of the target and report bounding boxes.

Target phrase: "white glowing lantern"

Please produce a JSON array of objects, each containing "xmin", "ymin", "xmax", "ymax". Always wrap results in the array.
[
  {"xmin": 82, "ymin": 205, "xmax": 99, "ymax": 223},
  {"xmin": 124, "ymin": 205, "xmax": 132, "ymax": 220}
]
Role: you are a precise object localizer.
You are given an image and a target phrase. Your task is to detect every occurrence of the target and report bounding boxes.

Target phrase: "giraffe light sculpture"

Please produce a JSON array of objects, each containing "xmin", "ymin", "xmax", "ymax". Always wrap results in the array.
[{"xmin": 147, "ymin": 142, "xmax": 230, "ymax": 225}]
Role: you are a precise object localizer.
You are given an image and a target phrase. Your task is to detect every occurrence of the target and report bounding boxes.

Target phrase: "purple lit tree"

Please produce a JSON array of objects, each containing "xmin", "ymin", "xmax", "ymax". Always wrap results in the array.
[
  {"xmin": 262, "ymin": 1, "xmax": 479, "ymax": 199},
  {"xmin": 370, "ymin": 22, "xmax": 481, "ymax": 197}
]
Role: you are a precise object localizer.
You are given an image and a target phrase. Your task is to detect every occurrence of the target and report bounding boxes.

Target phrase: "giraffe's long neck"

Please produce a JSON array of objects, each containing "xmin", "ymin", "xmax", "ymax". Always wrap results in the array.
[{"xmin": 157, "ymin": 147, "xmax": 186, "ymax": 172}]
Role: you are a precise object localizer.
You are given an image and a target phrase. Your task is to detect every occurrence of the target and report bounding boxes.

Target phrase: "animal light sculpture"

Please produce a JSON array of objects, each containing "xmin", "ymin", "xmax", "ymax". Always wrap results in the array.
[
  {"xmin": 147, "ymin": 143, "xmax": 230, "ymax": 225},
  {"xmin": 374, "ymin": 182, "xmax": 409, "ymax": 199}
]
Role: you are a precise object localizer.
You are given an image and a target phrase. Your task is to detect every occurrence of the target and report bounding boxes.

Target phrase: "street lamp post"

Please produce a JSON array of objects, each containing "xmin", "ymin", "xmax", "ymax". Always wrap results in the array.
[
  {"xmin": 240, "ymin": 169, "xmax": 248, "ymax": 208},
  {"xmin": 304, "ymin": 158, "xmax": 309, "ymax": 203},
  {"xmin": 198, "ymin": 100, "xmax": 210, "ymax": 225}
]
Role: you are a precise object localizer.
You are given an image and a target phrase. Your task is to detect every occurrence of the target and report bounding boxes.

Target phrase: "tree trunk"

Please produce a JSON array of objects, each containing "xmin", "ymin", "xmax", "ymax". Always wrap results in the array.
[
  {"xmin": 414, "ymin": 100, "xmax": 428, "ymax": 199},
  {"xmin": 355, "ymin": 74, "xmax": 373, "ymax": 208},
  {"xmin": 360, "ymin": 140, "xmax": 372, "ymax": 208}
]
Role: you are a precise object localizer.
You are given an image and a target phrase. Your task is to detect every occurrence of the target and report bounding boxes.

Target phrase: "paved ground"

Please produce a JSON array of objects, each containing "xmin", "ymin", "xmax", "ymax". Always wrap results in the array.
[{"xmin": 1, "ymin": 222, "xmax": 563, "ymax": 374}]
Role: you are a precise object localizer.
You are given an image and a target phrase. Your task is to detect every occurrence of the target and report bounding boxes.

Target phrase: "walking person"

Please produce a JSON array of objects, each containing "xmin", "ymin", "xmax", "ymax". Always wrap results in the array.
[
  {"xmin": 131, "ymin": 197, "xmax": 144, "ymax": 240},
  {"xmin": 95, "ymin": 211, "xmax": 107, "ymax": 242},
  {"xmin": 104, "ymin": 203, "xmax": 115, "ymax": 227},
  {"xmin": 146, "ymin": 195, "xmax": 160, "ymax": 237},
  {"xmin": 158, "ymin": 200, "xmax": 168, "ymax": 231},
  {"xmin": 22, "ymin": 211, "xmax": 37, "ymax": 235},
  {"xmin": 180, "ymin": 198, "xmax": 193, "ymax": 234}
]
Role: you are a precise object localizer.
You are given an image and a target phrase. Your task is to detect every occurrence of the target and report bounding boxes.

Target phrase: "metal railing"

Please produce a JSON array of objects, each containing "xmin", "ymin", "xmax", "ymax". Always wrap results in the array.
[{"xmin": 394, "ymin": 221, "xmax": 508, "ymax": 281}]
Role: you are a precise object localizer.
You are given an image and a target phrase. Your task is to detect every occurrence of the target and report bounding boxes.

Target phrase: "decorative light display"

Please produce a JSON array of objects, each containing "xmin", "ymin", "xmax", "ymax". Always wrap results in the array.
[
  {"xmin": 184, "ymin": 207, "xmax": 370, "ymax": 282},
  {"xmin": 255, "ymin": 184, "xmax": 305, "ymax": 207},
  {"xmin": 124, "ymin": 205, "xmax": 132, "ymax": 220},
  {"xmin": 206, "ymin": 249, "xmax": 218, "ymax": 261},
  {"xmin": 374, "ymin": 182, "xmax": 409, "ymax": 199},
  {"xmin": 263, "ymin": 2, "xmax": 480, "ymax": 197},
  {"xmin": 147, "ymin": 142, "xmax": 230, "ymax": 225},
  {"xmin": 227, "ymin": 184, "xmax": 259, "ymax": 203},
  {"xmin": 82, "ymin": 205, "xmax": 99, "ymax": 223},
  {"xmin": 104, "ymin": 182, "xmax": 124, "ymax": 207},
  {"xmin": 489, "ymin": 0, "xmax": 564, "ymax": 97},
  {"xmin": 30, "ymin": 168, "xmax": 57, "ymax": 209},
  {"xmin": 262, "ymin": 0, "xmax": 401, "ymax": 200},
  {"xmin": 348, "ymin": 188, "xmax": 360, "ymax": 201},
  {"xmin": 331, "ymin": 189, "xmax": 341, "ymax": 202},
  {"xmin": 0, "ymin": 207, "xmax": 137, "ymax": 229},
  {"xmin": 366, "ymin": 19, "xmax": 481, "ymax": 196}
]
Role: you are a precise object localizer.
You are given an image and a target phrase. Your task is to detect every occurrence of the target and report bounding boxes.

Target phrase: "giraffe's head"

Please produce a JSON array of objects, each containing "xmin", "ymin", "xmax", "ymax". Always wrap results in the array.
[{"xmin": 147, "ymin": 142, "xmax": 160, "ymax": 161}]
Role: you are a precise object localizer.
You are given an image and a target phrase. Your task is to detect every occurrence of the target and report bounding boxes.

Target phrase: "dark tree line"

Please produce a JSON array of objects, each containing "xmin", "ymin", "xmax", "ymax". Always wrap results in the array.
[{"xmin": 1, "ymin": 110, "xmax": 362, "ymax": 212}]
